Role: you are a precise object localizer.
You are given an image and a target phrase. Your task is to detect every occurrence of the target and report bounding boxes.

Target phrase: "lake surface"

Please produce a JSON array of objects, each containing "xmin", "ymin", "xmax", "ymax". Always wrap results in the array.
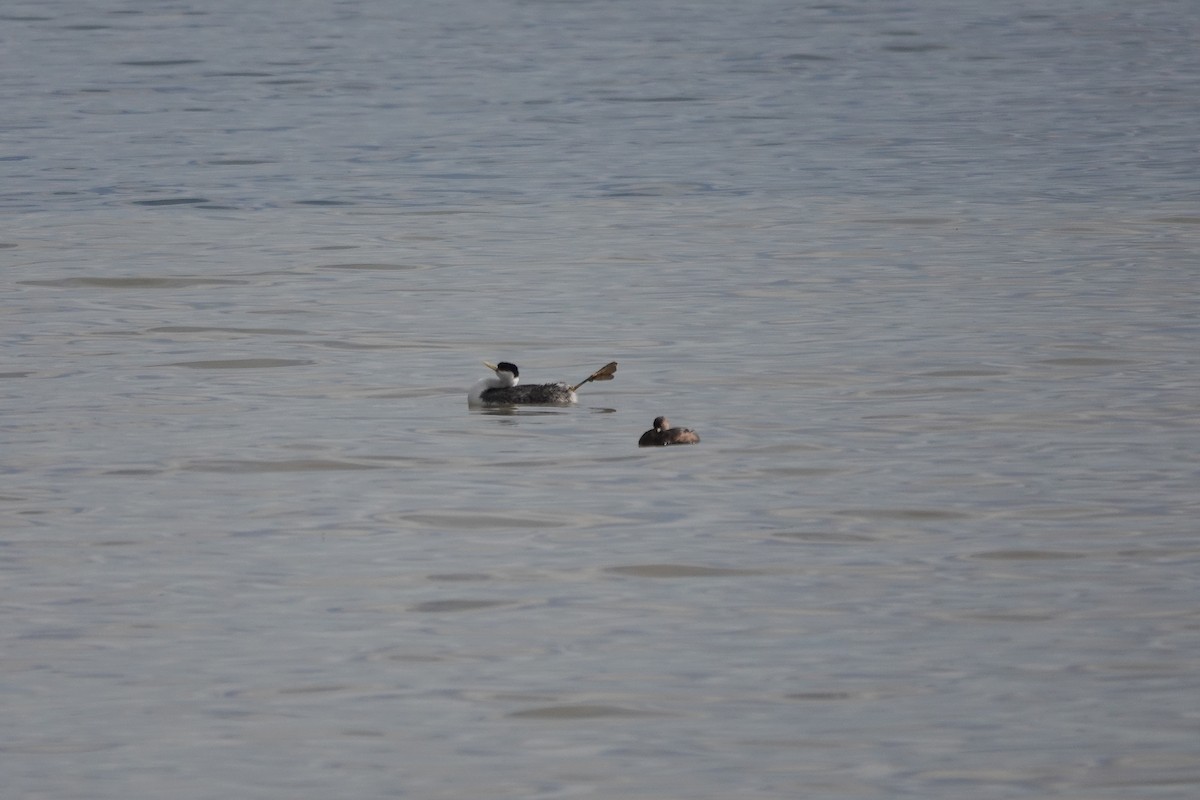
[{"xmin": 3, "ymin": 1, "xmax": 1199, "ymax": 797}]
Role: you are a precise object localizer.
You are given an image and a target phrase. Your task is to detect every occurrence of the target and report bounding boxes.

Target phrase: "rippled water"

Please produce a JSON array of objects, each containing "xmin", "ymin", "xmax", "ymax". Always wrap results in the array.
[{"xmin": 4, "ymin": 1, "xmax": 1199, "ymax": 798}]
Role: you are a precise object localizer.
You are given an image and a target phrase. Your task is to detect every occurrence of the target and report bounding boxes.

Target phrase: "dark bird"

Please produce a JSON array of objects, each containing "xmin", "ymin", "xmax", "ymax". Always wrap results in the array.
[{"xmin": 638, "ymin": 416, "xmax": 700, "ymax": 447}]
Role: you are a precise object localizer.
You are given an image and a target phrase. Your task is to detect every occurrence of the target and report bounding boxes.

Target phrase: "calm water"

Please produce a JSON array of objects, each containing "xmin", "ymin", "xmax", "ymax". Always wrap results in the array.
[{"xmin": 3, "ymin": 1, "xmax": 1199, "ymax": 798}]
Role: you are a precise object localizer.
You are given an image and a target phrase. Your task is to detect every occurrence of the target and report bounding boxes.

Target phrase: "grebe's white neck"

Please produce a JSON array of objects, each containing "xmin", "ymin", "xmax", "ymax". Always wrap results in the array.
[{"xmin": 467, "ymin": 366, "xmax": 519, "ymax": 406}]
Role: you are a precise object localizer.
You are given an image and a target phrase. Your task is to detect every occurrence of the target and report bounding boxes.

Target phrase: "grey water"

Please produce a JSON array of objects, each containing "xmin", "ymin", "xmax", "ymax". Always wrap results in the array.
[{"xmin": 3, "ymin": 1, "xmax": 1199, "ymax": 797}]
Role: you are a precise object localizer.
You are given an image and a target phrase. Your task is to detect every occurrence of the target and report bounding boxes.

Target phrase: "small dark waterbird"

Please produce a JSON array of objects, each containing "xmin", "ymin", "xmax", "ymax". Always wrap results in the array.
[{"xmin": 638, "ymin": 416, "xmax": 700, "ymax": 447}]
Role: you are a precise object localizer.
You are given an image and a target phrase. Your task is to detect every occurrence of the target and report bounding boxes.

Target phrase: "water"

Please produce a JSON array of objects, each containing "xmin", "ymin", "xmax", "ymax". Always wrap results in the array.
[{"xmin": 3, "ymin": 1, "xmax": 1199, "ymax": 797}]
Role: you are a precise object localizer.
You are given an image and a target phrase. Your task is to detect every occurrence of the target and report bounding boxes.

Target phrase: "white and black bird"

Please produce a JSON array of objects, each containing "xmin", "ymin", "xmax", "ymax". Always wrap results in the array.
[{"xmin": 468, "ymin": 360, "xmax": 617, "ymax": 407}]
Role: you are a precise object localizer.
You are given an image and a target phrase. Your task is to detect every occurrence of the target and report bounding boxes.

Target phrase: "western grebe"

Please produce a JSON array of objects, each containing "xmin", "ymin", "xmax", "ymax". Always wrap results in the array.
[
  {"xmin": 468, "ymin": 360, "xmax": 617, "ymax": 407},
  {"xmin": 638, "ymin": 416, "xmax": 699, "ymax": 447}
]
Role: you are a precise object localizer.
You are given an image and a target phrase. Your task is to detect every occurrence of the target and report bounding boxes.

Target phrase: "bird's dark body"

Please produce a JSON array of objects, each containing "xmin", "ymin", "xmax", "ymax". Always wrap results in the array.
[
  {"xmin": 638, "ymin": 416, "xmax": 700, "ymax": 447},
  {"xmin": 479, "ymin": 382, "xmax": 575, "ymax": 406}
]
